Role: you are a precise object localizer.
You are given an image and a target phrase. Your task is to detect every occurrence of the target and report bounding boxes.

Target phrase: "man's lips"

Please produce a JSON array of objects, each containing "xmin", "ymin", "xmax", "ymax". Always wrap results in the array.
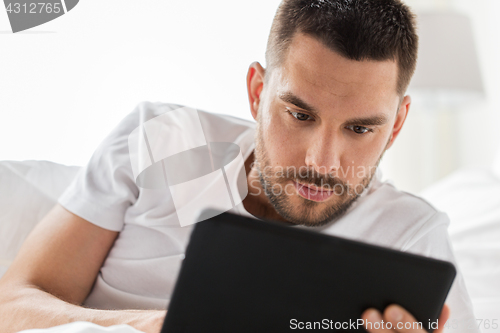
[
  {"xmin": 294, "ymin": 181, "xmax": 334, "ymax": 192},
  {"xmin": 292, "ymin": 181, "xmax": 335, "ymax": 202}
]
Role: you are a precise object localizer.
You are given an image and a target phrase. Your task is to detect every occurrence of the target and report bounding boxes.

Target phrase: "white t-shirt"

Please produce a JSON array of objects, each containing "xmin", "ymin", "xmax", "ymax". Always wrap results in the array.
[{"xmin": 58, "ymin": 101, "xmax": 478, "ymax": 332}]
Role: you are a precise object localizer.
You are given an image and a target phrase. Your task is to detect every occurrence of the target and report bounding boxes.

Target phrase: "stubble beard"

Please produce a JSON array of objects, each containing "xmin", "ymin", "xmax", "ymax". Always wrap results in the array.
[{"xmin": 252, "ymin": 120, "xmax": 385, "ymax": 227}]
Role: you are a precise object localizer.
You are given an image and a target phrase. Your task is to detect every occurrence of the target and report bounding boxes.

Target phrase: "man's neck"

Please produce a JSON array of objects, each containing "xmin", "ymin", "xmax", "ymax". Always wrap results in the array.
[{"xmin": 242, "ymin": 151, "xmax": 291, "ymax": 224}]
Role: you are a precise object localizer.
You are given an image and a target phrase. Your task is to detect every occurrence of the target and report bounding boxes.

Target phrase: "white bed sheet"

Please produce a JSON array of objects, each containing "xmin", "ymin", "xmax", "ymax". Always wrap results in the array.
[{"xmin": 17, "ymin": 322, "xmax": 144, "ymax": 333}]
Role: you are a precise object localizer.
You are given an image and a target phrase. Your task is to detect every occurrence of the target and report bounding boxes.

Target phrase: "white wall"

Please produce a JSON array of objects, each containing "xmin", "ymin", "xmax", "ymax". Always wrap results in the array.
[
  {"xmin": 0, "ymin": 0, "xmax": 280, "ymax": 166},
  {"xmin": 380, "ymin": 0, "xmax": 500, "ymax": 192}
]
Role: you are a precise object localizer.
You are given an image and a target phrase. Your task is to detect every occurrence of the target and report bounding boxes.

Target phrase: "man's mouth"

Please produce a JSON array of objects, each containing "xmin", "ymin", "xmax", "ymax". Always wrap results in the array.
[{"xmin": 292, "ymin": 181, "xmax": 335, "ymax": 202}]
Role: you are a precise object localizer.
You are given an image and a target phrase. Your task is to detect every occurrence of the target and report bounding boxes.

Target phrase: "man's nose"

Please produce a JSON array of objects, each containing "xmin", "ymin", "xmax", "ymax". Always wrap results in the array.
[{"xmin": 304, "ymin": 130, "xmax": 342, "ymax": 176}]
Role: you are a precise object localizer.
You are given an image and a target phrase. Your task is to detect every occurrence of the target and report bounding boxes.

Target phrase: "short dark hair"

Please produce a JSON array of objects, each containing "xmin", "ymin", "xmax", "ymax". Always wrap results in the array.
[{"xmin": 265, "ymin": 0, "xmax": 418, "ymax": 96}]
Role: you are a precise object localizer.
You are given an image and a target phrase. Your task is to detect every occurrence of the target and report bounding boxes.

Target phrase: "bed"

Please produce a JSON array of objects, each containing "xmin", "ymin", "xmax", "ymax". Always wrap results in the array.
[{"xmin": 0, "ymin": 159, "xmax": 499, "ymax": 332}]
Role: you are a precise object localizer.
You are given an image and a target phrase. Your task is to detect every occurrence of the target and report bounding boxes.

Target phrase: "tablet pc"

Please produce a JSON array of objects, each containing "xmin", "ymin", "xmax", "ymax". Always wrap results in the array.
[{"xmin": 161, "ymin": 209, "xmax": 456, "ymax": 332}]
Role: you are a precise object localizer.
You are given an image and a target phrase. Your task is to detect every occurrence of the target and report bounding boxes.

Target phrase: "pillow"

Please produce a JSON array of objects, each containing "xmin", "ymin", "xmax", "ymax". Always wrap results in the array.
[
  {"xmin": 420, "ymin": 167, "xmax": 500, "ymax": 324},
  {"xmin": 0, "ymin": 160, "xmax": 81, "ymax": 278},
  {"xmin": 493, "ymin": 145, "xmax": 500, "ymax": 180}
]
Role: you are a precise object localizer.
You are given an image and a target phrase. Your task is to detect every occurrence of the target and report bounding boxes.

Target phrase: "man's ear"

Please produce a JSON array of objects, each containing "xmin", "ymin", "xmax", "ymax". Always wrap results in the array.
[
  {"xmin": 385, "ymin": 95, "xmax": 411, "ymax": 150},
  {"xmin": 246, "ymin": 62, "xmax": 266, "ymax": 121}
]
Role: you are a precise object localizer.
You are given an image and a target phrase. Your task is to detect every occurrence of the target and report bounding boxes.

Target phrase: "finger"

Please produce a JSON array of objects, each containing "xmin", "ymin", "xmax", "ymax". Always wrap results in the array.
[
  {"xmin": 434, "ymin": 304, "xmax": 451, "ymax": 333},
  {"xmin": 361, "ymin": 308, "xmax": 393, "ymax": 333},
  {"xmin": 382, "ymin": 304, "xmax": 427, "ymax": 333}
]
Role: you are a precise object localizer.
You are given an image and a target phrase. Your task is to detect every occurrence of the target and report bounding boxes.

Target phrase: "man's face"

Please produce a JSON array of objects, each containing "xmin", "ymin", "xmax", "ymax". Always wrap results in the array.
[{"xmin": 248, "ymin": 33, "xmax": 408, "ymax": 226}]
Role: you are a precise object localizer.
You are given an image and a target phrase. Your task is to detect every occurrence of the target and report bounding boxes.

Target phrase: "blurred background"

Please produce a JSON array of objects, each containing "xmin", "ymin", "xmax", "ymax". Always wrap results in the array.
[{"xmin": 1, "ymin": 0, "xmax": 499, "ymax": 194}]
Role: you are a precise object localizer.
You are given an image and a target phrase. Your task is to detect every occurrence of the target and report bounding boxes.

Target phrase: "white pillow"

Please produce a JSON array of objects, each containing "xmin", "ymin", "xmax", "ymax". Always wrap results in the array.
[
  {"xmin": 493, "ymin": 145, "xmax": 500, "ymax": 180},
  {"xmin": 419, "ymin": 167, "xmax": 500, "ymax": 324},
  {"xmin": 0, "ymin": 160, "xmax": 80, "ymax": 278}
]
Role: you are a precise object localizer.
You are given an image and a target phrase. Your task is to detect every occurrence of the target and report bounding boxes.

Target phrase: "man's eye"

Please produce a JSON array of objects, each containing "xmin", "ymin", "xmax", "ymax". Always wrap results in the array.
[
  {"xmin": 289, "ymin": 111, "xmax": 311, "ymax": 121},
  {"xmin": 347, "ymin": 125, "xmax": 372, "ymax": 134}
]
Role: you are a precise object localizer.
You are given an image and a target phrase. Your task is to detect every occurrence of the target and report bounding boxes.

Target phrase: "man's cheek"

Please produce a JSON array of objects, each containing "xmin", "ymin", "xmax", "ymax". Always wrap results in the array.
[
  {"xmin": 268, "ymin": 131, "xmax": 298, "ymax": 157},
  {"xmin": 338, "ymin": 159, "xmax": 374, "ymax": 183}
]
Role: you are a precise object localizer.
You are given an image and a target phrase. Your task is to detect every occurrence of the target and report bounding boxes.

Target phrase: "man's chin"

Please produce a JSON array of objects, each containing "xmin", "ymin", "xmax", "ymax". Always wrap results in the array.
[
  {"xmin": 282, "ymin": 213, "xmax": 336, "ymax": 227},
  {"xmin": 273, "ymin": 197, "xmax": 338, "ymax": 227},
  {"xmin": 268, "ymin": 189, "xmax": 360, "ymax": 227}
]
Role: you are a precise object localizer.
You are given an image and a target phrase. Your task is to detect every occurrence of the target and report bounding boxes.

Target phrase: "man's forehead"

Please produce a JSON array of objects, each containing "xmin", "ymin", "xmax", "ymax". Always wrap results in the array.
[{"xmin": 275, "ymin": 33, "xmax": 400, "ymax": 110}]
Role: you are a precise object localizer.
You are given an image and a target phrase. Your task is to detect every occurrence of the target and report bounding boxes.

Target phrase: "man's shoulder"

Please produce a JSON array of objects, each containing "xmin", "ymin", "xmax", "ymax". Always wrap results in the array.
[
  {"xmin": 368, "ymin": 176, "xmax": 451, "ymax": 232},
  {"xmin": 127, "ymin": 101, "xmax": 255, "ymax": 128},
  {"xmin": 369, "ymin": 176, "xmax": 444, "ymax": 221},
  {"xmin": 121, "ymin": 101, "xmax": 255, "ymax": 141},
  {"xmin": 324, "ymin": 174, "xmax": 451, "ymax": 250}
]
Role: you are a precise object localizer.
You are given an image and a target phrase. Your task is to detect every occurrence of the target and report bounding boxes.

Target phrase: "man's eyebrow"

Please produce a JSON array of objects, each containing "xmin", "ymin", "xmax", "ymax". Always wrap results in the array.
[
  {"xmin": 278, "ymin": 92, "xmax": 318, "ymax": 114},
  {"xmin": 343, "ymin": 115, "xmax": 389, "ymax": 127}
]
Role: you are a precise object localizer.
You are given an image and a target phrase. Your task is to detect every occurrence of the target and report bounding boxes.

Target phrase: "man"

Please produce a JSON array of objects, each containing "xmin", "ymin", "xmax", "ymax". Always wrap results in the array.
[{"xmin": 0, "ymin": 0, "xmax": 478, "ymax": 332}]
